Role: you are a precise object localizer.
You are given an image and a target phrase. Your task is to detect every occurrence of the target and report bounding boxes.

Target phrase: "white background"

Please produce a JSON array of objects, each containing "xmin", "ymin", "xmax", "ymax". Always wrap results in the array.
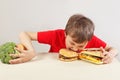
[{"xmin": 0, "ymin": 0, "xmax": 120, "ymax": 60}]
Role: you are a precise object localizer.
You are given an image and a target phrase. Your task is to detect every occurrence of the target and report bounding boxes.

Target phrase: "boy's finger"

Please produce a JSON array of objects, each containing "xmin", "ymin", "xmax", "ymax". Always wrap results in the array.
[
  {"xmin": 100, "ymin": 47, "xmax": 107, "ymax": 56},
  {"xmin": 14, "ymin": 47, "xmax": 24, "ymax": 53},
  {"xmin": 102, "ymin": 57, "xmax": 111, "ymax": 64},
  {"xmin": 9, "ymin": 58, "xmax": 23, "ymax": 64},
  {"xmin": 100, "ymin": 47, "xmax": 105, "ymax": 52},
  {"xmin": 10, "ymin": 53, "xmax": 24, "ymax": 58}
]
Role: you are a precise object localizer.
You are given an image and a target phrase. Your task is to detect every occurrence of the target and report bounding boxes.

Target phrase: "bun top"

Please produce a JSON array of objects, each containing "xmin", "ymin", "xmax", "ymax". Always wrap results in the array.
[
  {"xmin": 80, "ymin": 50, "xmax": 103, "ymax": 57},
  {"xmin": 59, "ymin": 49, "xmax": 78, "ymax": 57}
]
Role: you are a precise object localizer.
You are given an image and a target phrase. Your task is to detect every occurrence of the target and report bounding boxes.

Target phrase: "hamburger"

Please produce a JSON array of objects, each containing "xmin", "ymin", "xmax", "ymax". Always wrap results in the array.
[
  {"xmin": 78, "ymin": 48, "xmax": 103, "ymax": 64},
  {"xmin": 59, "ymin": 49, "xmax": 78, "ymax": 61}
]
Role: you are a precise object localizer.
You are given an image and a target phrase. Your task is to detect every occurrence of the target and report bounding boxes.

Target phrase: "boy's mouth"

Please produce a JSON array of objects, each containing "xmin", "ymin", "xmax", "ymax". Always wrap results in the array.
[{"xmin": 68, "ymin": 48, "xmax": 83, "ymax": 53}]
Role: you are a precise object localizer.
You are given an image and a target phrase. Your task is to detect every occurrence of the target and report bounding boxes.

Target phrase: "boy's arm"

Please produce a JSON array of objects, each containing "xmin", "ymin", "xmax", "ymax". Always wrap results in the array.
[
  {"xmin": 9, "ymin": 32, "xmax": 37, "ymax": 64},
  {"xmin": 19, "ymin": 32, "xmax": 37, "ymax": 51}
]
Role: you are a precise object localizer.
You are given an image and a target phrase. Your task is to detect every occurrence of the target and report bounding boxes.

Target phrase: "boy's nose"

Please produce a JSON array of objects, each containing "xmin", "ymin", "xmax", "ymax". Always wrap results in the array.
[
  {"xmin": 71, "ymin": 47, "xmax": 79, "ymax": 52},
  {"xmin": 71, "ymin": 47, "xmax": 84, "ymax": 52}
]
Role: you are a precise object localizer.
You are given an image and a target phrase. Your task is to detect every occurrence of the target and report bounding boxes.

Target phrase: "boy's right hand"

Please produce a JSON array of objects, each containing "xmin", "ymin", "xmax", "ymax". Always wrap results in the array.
[
  {"xmin": 100, "ymin": 47, "xmax": 113, "ymax": 64},
  {"xmin": 9, "ymin": 47, "xmax": 36, "ymax": 64}
]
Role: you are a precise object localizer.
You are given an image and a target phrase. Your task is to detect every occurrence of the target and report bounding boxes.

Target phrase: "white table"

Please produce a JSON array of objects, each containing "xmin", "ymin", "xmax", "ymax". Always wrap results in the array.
[{"xmin": 0, "ymin": 53, "xmax": 120, "ymax": 80}]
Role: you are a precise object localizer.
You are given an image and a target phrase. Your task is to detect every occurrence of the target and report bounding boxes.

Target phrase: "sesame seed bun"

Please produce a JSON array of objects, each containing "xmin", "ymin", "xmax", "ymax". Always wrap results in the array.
[{"xmin": 59, "ymin": 49, "xmax": 78, "ymax": 61}]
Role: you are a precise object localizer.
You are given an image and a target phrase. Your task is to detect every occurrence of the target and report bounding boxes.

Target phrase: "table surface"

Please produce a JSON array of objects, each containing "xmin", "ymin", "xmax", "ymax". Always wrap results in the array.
[{"xmin": 0, "ymin": 53, "xmax": 120, "ymax": 80}]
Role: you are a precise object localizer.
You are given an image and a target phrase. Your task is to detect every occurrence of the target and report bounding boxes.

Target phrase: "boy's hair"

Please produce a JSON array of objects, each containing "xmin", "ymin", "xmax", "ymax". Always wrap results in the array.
[{"xmin": 65, "ymin": 14, "xmax": 95, "ymax": 43}]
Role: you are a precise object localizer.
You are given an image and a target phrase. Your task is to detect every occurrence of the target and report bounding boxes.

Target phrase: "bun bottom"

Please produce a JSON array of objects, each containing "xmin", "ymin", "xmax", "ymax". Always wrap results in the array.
[{"xmin": 59, "ymin": 57, "xmax": 78, "ymax": 62}]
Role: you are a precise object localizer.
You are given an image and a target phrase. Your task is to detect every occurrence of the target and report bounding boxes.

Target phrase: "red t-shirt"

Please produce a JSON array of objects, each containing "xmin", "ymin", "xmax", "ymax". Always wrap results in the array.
[{"xmin": 37, "ymin": 29, "xmax": 106, "ymax": 52}]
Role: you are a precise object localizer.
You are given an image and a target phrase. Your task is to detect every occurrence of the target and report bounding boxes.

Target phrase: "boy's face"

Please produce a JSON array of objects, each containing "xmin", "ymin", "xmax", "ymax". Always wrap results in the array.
[{"xmin": 65, "ymin": 35, "xmax": 88, "ymax": 52}]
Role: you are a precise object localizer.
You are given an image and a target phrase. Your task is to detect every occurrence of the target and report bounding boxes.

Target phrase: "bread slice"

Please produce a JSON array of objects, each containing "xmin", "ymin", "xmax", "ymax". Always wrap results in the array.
[{"xmin": 59, "ymin": 49, "xmax": 78, "ymax": 57}]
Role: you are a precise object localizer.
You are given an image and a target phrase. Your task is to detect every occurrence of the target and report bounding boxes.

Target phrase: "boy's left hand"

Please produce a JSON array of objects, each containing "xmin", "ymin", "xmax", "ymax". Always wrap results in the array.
[
  {"xmin": 9, "ymin": 47, "xmax": 36, "ymax": 64},
  {"xmin": 100, "ymin": 47, "xmax": 114, "ymax": 64}
]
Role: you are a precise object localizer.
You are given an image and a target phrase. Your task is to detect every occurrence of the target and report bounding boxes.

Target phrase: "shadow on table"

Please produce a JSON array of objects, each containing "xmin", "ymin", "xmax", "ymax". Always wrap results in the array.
[{"xmin": 30, "ymin": 52, "xmax": 59, "ymax": 62}]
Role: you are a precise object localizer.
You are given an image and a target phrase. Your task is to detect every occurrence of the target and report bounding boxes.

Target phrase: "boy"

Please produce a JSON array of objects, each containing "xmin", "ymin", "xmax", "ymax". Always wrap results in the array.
[{"xmin": 9, "ymin": 14, "xmax": 118, "ymax": 64}]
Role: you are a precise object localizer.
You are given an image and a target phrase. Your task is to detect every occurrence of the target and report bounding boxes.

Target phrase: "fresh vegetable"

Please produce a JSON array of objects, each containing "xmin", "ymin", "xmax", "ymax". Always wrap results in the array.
[{"xmin": 0, "ymin": 42, "xmax": 20, "ymax": 64}]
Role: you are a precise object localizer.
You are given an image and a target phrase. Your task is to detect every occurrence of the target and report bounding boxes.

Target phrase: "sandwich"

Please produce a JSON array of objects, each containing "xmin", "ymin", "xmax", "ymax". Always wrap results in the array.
[
  {"xmin": 59, "ymin": 49, "xmax": 78, "ymax": 61},
  {"xmin": 78, "ymin": 48, "xmax": 103, "ymax": 64}
]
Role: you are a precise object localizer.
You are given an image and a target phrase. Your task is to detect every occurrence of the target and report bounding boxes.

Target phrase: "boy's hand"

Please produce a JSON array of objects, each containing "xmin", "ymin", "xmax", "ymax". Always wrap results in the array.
[
  {"xmin": 100, "ymin": 47, "xmax": 114, "ymax": 64},
  {"xmin": 9, "ymin": 47, "xmax": 36, "ymax": 64}
]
